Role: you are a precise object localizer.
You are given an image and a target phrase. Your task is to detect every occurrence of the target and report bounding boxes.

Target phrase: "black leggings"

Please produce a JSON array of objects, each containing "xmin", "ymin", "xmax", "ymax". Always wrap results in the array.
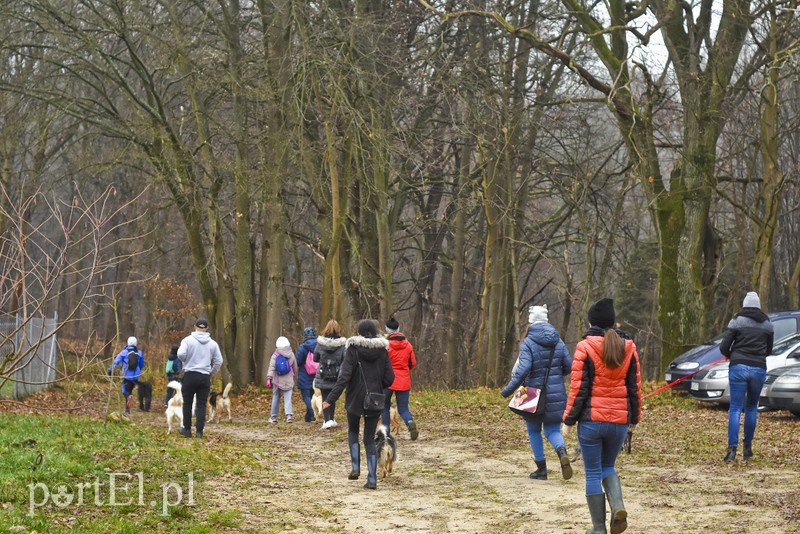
[
  {"xmin": 321, "ymin": 388, "xmax": 336, "ymax": 422},
  {"xmin": 347, "ymin": 412, "xmax": 380, "ymax": 456},
  {"xmin": 182, "ymin": 371, "xmax": 211, "ymax": 433}
]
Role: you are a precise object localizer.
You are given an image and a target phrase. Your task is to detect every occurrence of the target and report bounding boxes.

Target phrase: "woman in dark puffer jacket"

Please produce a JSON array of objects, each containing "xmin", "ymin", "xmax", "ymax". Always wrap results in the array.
[{"xmin": 501, "ymin": 304, "xmax": 573, "ymax": 481}]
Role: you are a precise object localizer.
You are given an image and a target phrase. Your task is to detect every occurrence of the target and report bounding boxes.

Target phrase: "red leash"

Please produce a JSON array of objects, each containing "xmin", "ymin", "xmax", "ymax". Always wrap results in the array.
[{"xmin": 643, "ymin": 356, "xmax": 727, "ymax": 399}]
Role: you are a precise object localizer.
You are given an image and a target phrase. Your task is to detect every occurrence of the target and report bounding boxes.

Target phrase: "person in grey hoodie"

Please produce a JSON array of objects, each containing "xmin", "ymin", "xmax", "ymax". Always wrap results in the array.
[
  {"xmin": 719, "ymin": 291, "xmax": 774, "ymax": 463},
  {"xmin": 177, "ymin": 318, "xmax": 224, "ymax": 438}
]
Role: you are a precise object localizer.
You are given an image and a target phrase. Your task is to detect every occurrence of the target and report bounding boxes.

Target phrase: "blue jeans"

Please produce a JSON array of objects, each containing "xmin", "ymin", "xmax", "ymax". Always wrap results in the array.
[
  {"xmin": 381, "ymin": 389, "xmax": 413, "ymax": 427},
  {"xmin": 578, "ymin": 421, "xmax": 627, "ymax": 495},
  {"xmin": 727, "ymin": 364, "xmax": 767, "ymax": 447},
  {"xmin": 300, "ymin": 387, "xmax": 314, "ymax": 422},
  {"xmin": 525, "ymin": 420, "xmax": 565, "ymax": 461}
]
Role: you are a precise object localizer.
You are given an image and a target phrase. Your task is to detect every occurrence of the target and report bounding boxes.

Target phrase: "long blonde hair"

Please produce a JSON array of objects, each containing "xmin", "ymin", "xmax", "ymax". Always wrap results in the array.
[
  {"xmin": 320, "ymin": 319, "xmax": 340, "ymax": 337},
  {"xmin": 602, "ymin": 328, "xmax": 625, "ymax": 368}
]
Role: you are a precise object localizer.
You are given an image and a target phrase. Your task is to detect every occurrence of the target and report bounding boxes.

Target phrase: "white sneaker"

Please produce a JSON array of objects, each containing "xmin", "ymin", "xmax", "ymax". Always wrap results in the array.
[
  {"xmin": 321, "ymin": 420, "xmax": 332, "ymax": 430},
  {"xmin": 330, "ymin": 420, "xmax": 338, "ymax": 428}
]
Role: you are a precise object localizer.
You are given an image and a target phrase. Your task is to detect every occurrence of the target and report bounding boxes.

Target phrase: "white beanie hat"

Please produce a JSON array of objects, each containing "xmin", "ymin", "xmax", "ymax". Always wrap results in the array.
[
  {"xmin": 276, "ymin": 336, "xmax": 291, "ymax": 349},
  {"xmin": 127, "ymin": 336, "xmax": 137, "ymax": 346},
  {"xmin": 743, "ymin": 291, "xmax": 761, "ymax": 309},
  {"xmin": 528, "ymin": 305, "xmax": 548, "ymax": 324}
]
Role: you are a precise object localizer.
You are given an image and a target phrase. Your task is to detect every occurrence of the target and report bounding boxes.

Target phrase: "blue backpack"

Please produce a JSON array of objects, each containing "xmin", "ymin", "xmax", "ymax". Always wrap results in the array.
[{"xmin": 275, "ymin": 354, "xmax": 291, "ymax": 376}]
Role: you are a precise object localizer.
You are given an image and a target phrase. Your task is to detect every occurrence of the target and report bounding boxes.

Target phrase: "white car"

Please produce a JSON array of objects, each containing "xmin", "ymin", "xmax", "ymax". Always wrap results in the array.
[{"xmin": 689, "ymin": 334, "xmax": 800, "ymax": 405}]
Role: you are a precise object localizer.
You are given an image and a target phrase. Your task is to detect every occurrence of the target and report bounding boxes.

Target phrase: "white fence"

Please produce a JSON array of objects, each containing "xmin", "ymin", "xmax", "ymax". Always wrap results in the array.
[{"xmin": 0, "ymin": 315, "xmax": 58, "ymax": 399}]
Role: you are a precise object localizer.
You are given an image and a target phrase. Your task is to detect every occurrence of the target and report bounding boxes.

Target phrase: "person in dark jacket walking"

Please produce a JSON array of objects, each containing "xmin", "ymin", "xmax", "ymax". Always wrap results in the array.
[
  {"xmin": 323, "ymin": 319, "xmax": 395, "ymax": 490},
  {"xmin": 296, "ymin": 327, "xmax": 319, "ymax": 422},
  {"xmin": 719, "ymin": 291, "xmax": 774, "ymax": 463},
  {"xmin": 501, "ymin": 305, "xmax": 573, "ymax": 480},
  {"xmin": 314, "ymin": 320, "xmax": 347, "ymax": 429},
  {"xmin": 564, "ymin": 298, "xmax": 642, "ymax": 534},
  {"xmin": 382, "ymin": 317, "xmax": 419, "ymax": 440},
  {"xmin": 164, "ymin": 345, "xmax": 183, "ymax": 407}
]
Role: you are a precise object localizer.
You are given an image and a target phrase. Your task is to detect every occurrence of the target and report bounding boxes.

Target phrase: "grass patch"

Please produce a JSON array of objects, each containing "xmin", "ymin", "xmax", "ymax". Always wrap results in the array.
[{"xmin": 0, "ymin": 413, "xmax": 229, "ymax": 533}]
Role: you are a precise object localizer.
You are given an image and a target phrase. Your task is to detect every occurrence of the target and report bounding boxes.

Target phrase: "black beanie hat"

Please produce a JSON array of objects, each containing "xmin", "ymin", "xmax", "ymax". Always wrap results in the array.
[
  {"xmin": 588, "ymin": 298, "xmax": 615, "ymax": 329},
  {"xmin": 385, "ymin": 317, "xmax": 400, "ymax": 332}
]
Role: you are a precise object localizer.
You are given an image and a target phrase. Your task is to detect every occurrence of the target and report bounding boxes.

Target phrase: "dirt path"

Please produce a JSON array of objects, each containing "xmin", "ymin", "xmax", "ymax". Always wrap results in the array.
[{"xmin": 191, "ymin": 416, "xmax": 791, "ymax": 533}]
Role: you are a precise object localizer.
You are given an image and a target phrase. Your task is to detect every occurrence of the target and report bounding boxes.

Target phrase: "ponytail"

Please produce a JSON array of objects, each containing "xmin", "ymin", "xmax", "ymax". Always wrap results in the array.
[{"xmin": 602, "ymin": 328, "xmax": 625, "ymax": 368}]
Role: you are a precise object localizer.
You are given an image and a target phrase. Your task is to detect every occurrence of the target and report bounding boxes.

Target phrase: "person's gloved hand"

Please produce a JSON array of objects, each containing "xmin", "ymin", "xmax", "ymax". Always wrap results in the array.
[{"xmin": 266, "ymin": 377, "xmax": 273, "ymax": 389}]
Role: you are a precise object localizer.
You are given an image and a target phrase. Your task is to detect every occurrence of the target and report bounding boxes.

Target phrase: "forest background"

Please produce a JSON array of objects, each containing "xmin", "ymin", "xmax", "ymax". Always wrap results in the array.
[{"xmin": 1, "ymin": 0, "xmax": 800, "ymax": 391}]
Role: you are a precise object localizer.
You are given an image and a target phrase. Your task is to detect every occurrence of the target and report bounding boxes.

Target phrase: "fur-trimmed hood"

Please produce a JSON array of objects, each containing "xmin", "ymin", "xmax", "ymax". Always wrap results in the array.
[
  {"xmin": 316, "ymin": 335, "xmax": 347, "ymax": 349},
  {"xmin": 346, "ymin": 335, "xmax": 389, "ymax": 363},
  {"xmin": 346, "ymin": 335, "xmax": 389, "ymax": 350}
]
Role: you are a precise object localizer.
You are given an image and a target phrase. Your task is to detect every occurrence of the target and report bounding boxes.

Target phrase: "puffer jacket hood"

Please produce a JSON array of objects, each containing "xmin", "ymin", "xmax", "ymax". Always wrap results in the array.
[
  {"xmin": 526, "ymin": 322, "xmax": 561, "ymax": 348},
  {"xmin": 345, "ymin": 335, "xmax": 389, "ymax": 362},
  {"xmin": 317, "ymin": 335, "xmax": 346, "ymax": 350}
]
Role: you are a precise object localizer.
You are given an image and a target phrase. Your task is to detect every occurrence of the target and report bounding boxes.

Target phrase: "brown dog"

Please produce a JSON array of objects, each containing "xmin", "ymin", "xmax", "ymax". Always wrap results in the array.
[{"xmin": 390, "ymin": 406, "xmax": 401, "ymax": 436}]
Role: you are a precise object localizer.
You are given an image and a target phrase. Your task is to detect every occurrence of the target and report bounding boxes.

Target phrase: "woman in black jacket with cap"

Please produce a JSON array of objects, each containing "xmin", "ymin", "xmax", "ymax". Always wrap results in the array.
[{"xmin": 324, "ymin": 319, "xmax": 395, "ymax": 489}]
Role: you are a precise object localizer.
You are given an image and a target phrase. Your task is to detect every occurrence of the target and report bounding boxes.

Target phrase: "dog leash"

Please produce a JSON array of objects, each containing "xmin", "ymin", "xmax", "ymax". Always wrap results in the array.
[
  {"xmin": 617, "ymin": 356, "xmax": 726, "ymax": 454},
  {"xmin": 642, "ymin": 356, "xmax": 727, "ymax": 399}
]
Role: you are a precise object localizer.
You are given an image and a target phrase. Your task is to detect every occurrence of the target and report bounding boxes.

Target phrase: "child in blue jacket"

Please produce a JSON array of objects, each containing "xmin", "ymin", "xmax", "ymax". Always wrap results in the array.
[{"xmin": 108, "ymin": 336, "xmax": 145, "ymax": 414}]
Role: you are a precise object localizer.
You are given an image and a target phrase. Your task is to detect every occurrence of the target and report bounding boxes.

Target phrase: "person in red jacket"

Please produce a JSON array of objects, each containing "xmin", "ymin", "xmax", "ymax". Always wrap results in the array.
[
  {"xmin": 381, "ymin": 317, "xmax": 419, "ymax": 440},
  {"xmin": 564, "ymin": 298, "xmax": 642, "ymax": 534}
]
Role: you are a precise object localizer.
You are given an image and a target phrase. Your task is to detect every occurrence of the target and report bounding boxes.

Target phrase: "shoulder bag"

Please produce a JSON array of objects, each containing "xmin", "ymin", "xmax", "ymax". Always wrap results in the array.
[
  {"xmin": 358, "ymin": 359, "xmax": 386, "ymax": 411},
  {"xmin": 508, "ymin": 347, "xmax": 555, "ymax": 421}
]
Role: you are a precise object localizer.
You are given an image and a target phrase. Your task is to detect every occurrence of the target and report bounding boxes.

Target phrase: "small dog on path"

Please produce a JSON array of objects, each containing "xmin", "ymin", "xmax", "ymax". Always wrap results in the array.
[
  {"xmin": 209, "ymin": 383, "xmax": 233, "ymax": 423},
  {"xmin": 311, "ymin": 388, "xmax": 324, "ymax": 422},
  {"xmin": 375, "ymin": 425, "xmax": 397, "ymax": 479},
  {"xmin": 165, "ymin": 381, "xmax": 184, "ymax": 434}
]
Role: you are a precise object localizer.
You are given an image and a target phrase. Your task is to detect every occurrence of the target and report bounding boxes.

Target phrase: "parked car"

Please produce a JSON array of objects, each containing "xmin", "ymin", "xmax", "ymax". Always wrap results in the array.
[
  {"xmin": 689, "ymin": 333, "xmax": 800, "ymax": 405},
  {"xmin": 664, "ymin": 310, "xmax": 800, "ymax": 391},
  {"xmin": 760, "ymin": 364, "xmax": 800, "ymax": 418}
]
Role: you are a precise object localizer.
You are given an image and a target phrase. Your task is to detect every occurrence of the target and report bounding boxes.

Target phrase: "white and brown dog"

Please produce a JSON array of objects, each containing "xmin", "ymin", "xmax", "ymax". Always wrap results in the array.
[
  {"xmin": 311, "ymin": 387, "xmax": 324, "ymax": 422},
  {"xmin": 209, "ymin": 383, "xmax": 233, "ymax": 423},
  {"xmin": 165, "ymin": 381, "xmax": 184, "ymax": 434},
  {"xmin": 375, "ymin": 424, "xmax": 397, "ymax": 479}
]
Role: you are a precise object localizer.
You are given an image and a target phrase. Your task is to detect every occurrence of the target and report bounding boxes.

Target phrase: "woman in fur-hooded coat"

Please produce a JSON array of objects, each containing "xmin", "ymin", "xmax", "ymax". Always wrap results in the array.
[
  {"xmin": 324, "ymin": 319, "xmax": 394, "ymax": 489},
  {"xmin": 313, "ymin": 319, "xmax": 348, "ymax": 427}
]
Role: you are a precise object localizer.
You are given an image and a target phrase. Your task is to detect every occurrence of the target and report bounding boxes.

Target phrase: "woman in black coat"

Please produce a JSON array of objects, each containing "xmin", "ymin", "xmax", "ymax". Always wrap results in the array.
[{"xmin": 324, "ymin": 319, "xmax": 395, "ymax": 489}]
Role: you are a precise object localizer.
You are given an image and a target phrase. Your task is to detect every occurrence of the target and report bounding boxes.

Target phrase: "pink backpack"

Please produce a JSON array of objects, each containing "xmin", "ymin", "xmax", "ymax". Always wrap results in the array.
[{"xmin": 304, "ymin": 350, "xmax": 319, "ymax": 375}]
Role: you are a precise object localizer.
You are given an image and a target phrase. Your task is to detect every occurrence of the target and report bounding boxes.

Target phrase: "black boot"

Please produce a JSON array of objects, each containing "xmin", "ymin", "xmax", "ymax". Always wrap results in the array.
[
  {"xmin": 407, "ymin": 420, "xmax": 419, "ymax": 441},
  {"xmin": 348, "ymin": 443, "xmax": 360, "ymax": 480},
  {"xmin": 602, "ymin": 474, "xmax": 627, "ymax": 534},
  {"xmin": 529, "ymin": 459, "xmax": 547, "ymax": 480},
  {"xmin": 556, "ymin": 446, "xmax": 573, "ymax": 480},
  {"xmin": 743, "ymin": 442, "xmax": 753, "ymax": 460},
  {"xmin": 363, "ymin": 455, "xmax": 378, "ymax": 489},
  {"xmin": 724, "ymin": 446, "xmax": 737, "ymax": 463},
  {"xmin": 586, "ymin": 493, "xmax": 607, "ymax": 534}
]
